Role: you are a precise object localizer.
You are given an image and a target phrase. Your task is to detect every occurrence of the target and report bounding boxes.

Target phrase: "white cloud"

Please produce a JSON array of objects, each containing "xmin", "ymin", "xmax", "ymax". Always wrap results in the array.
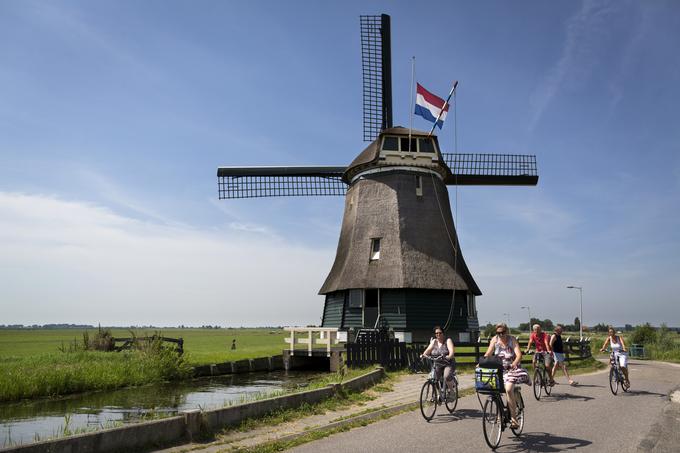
[
  {"xmin": 0, "ymin": 192, "xmax": 334, "ymax": 326},
  {"xmin": 528, "ymin": 0, "xmax": 620, "ymax": 131}
]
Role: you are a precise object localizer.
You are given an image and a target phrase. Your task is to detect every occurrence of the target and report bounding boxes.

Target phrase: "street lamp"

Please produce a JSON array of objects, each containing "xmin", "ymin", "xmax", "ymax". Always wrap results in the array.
[
  {"xmin": 566, "ymin": 286, "xmax": 583, "ymax": 340},
  {"xmin": 502, "ymin": 312, "xmax": 510, "ymax": 327},
  {"xmin": 521, "ymin": 306, "xmax": 531, "ymax": 333}
]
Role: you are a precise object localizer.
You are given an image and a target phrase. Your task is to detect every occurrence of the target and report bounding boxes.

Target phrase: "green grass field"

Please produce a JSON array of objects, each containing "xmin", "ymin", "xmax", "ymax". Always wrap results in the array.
[{"xmin": 0, "ymin": 328, "xmax": 288, "ymax": 365}]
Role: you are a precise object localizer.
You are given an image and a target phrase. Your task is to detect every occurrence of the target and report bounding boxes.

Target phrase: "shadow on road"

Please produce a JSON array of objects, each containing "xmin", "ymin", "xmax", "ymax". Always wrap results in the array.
[
  {"xmin": 619, "ymin": 389, "xmax": 667, "ymax": 398},
  {"xmin": 427, "ymin": 408, "xmax": 483, "ymax": 423},
  {"xmin": 495, "ymin": 431, "xmax": 592, "ymax": 452},
  {"xmin": 543, "ymin": 392, "xmax": 595, "ymax": 402},
  {"xmin": 562, "ymin": 383, "xmax": 603, "ymax": 389}
]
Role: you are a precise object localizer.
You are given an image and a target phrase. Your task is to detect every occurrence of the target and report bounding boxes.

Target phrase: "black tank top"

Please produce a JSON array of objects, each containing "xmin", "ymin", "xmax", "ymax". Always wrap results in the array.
[{"xmin": 552, "ymin": 334, "xmax": 564, "ymax": 353}]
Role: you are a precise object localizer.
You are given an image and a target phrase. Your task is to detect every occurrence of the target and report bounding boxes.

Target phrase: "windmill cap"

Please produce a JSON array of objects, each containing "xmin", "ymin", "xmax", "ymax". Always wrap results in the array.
[{"xmin": 343, "ymin": 127, "xmax": 443, "ymax": 183}]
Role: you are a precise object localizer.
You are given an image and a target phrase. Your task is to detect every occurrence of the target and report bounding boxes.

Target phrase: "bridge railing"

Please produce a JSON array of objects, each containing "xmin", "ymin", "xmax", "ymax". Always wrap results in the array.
[{"xmin": 284, "ymin": 327, "xmax": 344, "ymax": 357}]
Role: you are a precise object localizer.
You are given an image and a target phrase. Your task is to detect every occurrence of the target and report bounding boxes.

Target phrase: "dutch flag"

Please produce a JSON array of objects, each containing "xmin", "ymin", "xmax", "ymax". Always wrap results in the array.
[{"xmin": 414, "ymin": 83, "xmax": 449, "ymax": 129}]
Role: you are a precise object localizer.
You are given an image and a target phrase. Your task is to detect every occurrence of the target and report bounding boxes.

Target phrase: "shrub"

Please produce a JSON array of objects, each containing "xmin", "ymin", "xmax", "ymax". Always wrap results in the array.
[{"xmin": 630, "ymin": 323, "xmax": 657, "ymax": 345}]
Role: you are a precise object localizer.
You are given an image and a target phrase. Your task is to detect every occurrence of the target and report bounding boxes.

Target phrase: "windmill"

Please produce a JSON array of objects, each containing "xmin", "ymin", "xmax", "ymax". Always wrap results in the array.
[{"xmin": 217, "ymin": 15, "xmax": 538, "ymax": 343}]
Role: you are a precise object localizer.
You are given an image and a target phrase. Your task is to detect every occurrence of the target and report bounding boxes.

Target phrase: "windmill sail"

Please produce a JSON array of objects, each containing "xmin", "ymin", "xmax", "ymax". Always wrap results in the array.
[
  {"xmin": 360, "ymin": 14, "xmax": 392, "ymax": 141},
  {"xmin": 217, "ymin": 166, "xmax": 347, "ymax": 199},
  {"xmin": 442, "ymin": 153, "xmax": 538, "ymax": 185}
]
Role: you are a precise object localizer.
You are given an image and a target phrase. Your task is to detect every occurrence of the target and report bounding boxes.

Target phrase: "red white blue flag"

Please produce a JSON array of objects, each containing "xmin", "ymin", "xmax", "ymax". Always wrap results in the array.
[{"xmin": 414, "ymin": 83, "xmax": 449, "ymax": 129}]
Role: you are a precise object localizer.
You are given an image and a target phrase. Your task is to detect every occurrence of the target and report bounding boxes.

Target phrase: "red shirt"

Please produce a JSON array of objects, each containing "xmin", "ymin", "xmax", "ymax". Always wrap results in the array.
[{"xmin": 530, "ymin": 331, "xmax": 550, "ymax": 352}]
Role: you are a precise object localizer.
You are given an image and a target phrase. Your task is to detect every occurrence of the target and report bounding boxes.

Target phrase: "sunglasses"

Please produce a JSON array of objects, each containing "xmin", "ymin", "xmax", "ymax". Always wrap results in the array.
[
  {"xmin": 496, "ymin": 331, "xmax": 506, "ymax": 335},
  {"xmin": 435, "ymin": 331, "xmax": 443, "ymax": 335}
]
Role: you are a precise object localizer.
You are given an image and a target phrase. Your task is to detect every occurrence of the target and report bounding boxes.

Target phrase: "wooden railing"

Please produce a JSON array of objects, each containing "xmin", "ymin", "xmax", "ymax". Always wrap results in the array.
[
  {"xmin": 346, "ymin": 335, "xmax": 592, "ymax": 371},
  {"xmin": 345, "ymin": 330, "xmax": 407, "ymax": 369},
  {"xmin": 113, "ymin": 335, "xmax": 184, "ymax": 354},
  {"xmin": 284, "ymin": 327, "xmax": 343, "ymax": 357}
]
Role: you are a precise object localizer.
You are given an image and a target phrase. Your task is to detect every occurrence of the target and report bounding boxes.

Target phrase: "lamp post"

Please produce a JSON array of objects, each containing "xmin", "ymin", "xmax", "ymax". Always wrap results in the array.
[
  {"xmin": 503, "ymin": 312, "xmax": 510, "ymax": 328},
  {"xmin": 566, "ymin": 286, "xmax": 583, "ymax": 340},
  {"xmin": 521, "ymin": 306, "xmax": 531, "ymax": 333}
]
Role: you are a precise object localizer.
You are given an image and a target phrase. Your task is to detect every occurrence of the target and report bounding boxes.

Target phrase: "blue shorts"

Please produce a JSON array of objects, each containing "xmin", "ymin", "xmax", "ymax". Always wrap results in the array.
[{"xmin": 553, "ymin": 352, "xmax": 566, "ymax": 363}]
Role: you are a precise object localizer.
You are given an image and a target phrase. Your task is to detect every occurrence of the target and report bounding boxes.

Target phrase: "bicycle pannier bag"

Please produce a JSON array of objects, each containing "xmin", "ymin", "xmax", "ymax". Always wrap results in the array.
[{"xmin": 475, "ymin": 367, "xmax": 503, "ymax": 392}]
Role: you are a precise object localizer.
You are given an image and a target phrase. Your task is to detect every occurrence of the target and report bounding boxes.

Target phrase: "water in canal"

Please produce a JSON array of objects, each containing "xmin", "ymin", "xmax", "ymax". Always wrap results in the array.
[{"xmin": 0, "ymin": 370, "xmax": 321, "ymax": 447}]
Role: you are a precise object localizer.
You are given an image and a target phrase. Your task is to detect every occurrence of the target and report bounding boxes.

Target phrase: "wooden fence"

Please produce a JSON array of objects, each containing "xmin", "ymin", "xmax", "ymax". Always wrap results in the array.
[
  {"xmin": 346, "ymin": 334, "xmax": 591, "ymax": 370},
  {"xmin": 345, "ymin": 330, "xmax": 407, "ymax": 369},
  {"xmin": 113, "ymin": 335, "xmax": 184, "ymax": 354}
]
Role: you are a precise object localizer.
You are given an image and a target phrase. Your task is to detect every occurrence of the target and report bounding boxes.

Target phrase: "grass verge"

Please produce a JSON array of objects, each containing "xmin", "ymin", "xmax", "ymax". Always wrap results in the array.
[{"xmin": 0, "ymin": 349, "xmax": 192, "ymax": 402}]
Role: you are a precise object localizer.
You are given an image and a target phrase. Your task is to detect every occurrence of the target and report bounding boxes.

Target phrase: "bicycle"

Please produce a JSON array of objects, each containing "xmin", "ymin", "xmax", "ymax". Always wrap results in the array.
[
  {"xmin": 419, "ymin": 355, "xmax": 458, "ymax": 421},
  {"xmin": 476, "ymin": 367, "xmax": 525, "ymax": 450},
  {"xmin": 528, "ymin": 351, "xmax": 552, "ymax": 400},
  {"xmin": 604, "ymin": 349, "xmax": 630, "ymax": 395}
]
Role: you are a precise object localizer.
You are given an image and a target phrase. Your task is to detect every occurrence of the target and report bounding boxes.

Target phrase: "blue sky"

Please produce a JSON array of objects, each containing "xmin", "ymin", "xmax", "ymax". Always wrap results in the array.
[{"xmin": 1, "ymin": 0, "xmax": 678, "ymax": 328}]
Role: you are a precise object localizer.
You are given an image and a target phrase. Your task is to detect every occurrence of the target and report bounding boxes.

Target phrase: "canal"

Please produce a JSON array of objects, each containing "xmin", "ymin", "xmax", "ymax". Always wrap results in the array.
[{"xmin": 0, "ymin": 370, "xmax": 320, "ymax": 447}]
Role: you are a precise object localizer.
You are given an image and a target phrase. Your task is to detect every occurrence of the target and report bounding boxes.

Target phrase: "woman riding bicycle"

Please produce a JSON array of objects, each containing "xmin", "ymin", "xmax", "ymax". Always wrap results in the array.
[
  {"xmin": 421, "ymin": 326, "xmax": 456, "ymax": 394},
  {"xmin": 482, "ymin": 323, "xmax": 529, "ymax": 429},
  {"xmin": 600, "ymin": 326, "xmax": 630, "ymax": 386}
]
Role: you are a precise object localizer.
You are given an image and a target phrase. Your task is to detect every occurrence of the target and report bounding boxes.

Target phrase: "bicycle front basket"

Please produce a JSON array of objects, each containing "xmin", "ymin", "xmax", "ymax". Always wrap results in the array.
[{"xmin": 475, "ymin": 367, "xmax": 503, "ymax": 393}]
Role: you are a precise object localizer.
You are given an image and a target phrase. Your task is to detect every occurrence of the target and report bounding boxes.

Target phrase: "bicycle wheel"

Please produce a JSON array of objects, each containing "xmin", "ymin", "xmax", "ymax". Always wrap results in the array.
[
  {"xmin": 419, "ymin": 380, "xmax": 438, "ymax": 421},
  {"xmin": 511, "ymin": 391, "xmax": 525, "ymax": 437},
  {"xmin": 622, "ymin": 375, "xmax": 630, "ymax": 392},
  {"xmin": 445, "ymin": 377, "xmax": 458, "ymax": 413},
  {"xmin": 543, "ymin": 369, "xmax": 552, "ymax": 396},
  {"xmin": 482, "ymin": 396, "xmax": 502, "ymax": 449},
  {"xmin": 532, "ymin": 370, "xmax": 542, "ymax": 400},
  {"xmin": 609, "ymin": 368, "xmax": 619, "ymax": 395}
]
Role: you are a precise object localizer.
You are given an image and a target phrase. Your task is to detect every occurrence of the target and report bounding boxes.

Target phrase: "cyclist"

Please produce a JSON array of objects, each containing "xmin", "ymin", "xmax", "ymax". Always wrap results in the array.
[
  {"xmin": 525, "ymin": 323, "xmax": 554, "ymax": 385},
  {"xmin": 482, "ymin": 323, "xmax": 529, "ymax": 429},
  {"xmin": 550, "ymin": 325, "xmax": 576, "ymax": 385},
  {"xmin": 421, "ymin": 326, "xmax": 456, "ymax": 394},
  {"xmin": 600, "ymin": 326, "xmax": 630, "ymax": 387}
]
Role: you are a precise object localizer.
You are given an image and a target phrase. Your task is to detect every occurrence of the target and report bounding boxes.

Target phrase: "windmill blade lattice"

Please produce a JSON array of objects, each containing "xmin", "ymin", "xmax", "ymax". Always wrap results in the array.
[
  {"xmin": 442, "ymin": 153, "xmax": 538, "ymax": 186},
  {"xmin": 217, "ymin": 166, "xmax": 347, "ymax": 199}
]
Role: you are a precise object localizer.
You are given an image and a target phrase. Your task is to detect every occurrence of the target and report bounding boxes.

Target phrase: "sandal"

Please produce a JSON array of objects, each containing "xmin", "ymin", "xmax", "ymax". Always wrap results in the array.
[
  {"xmin": 569, "ymin": 380, "xmax": 577, "ymax": 386},
  {"xmin": 510, "ymin": 418, "xmax": 520, "ymax": 429}
]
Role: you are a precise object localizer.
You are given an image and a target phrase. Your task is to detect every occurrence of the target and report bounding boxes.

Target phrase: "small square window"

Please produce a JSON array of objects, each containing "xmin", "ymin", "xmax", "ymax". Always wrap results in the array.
[
  {"xmin": 419, "ymin": 138, "xmax": 435, "ymax": 153},
  {"xmin": 370, "ymin": 238, "xmax": 381, "ymax": 260},
  {"xmin": 399, "ymin": 137, "xmax": 417, "ymax": 152},
  {"xmin": 382, "ymin": 136, "xmax": 398, "ymax": 151},
  {"xmin": 349, "ymin": 289, "xmax": 363, "ymax": 308}
]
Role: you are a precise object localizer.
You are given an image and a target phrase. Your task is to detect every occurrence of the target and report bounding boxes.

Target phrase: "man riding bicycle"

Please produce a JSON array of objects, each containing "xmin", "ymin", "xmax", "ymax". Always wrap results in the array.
[{"xmin": 525, "ymin": 323, "xmax": 553, "ymax": 385}]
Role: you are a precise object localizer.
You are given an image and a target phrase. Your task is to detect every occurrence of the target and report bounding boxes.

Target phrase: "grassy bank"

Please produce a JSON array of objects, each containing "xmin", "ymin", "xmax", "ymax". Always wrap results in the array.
[
  {"xmin": 0, "ymin": 349, "xmax": 191, "ymax": 402},
  {"xmin": 0, "ymin": 328, "xmax": 288, "ymax": 365}
]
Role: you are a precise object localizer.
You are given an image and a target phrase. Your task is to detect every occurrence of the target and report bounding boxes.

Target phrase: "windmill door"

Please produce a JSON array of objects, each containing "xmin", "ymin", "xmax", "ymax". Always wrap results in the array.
[{"xmin": 364, "ymin": 289, "xmax": 379, "ymax": 328}]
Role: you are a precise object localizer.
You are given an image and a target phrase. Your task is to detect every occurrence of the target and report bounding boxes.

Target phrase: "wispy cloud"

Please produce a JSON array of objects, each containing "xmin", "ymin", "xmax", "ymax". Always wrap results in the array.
[
  {"xmin": 528, "ymin": 0, "xmax": 621, "ymax": 131},
  {"xmin": 0, "ymin": 192, "xmax": 334, "ymax": 326}
]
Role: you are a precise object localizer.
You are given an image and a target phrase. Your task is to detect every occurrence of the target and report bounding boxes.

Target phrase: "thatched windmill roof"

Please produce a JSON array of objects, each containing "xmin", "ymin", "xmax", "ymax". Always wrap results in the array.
[{"xmin": 319, "ymin": 170, "xmax": 481, "ymax": 295}]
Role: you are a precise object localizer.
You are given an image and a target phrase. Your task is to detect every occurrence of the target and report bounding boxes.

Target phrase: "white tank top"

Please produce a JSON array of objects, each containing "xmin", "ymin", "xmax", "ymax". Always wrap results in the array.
[{"xmin": 610, "ymin": 336, "xmax": 623, "ymax": 353}]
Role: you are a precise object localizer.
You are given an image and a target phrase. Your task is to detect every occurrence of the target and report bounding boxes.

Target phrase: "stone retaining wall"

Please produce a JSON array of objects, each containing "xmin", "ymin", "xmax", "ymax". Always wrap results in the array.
[
  {"xmin": 193, "ymin": 355, "xmax": 284, "ymax": 377},
  {"xmin": 0, "ymin": 368, "xmax": 385, "ymax": 453}
]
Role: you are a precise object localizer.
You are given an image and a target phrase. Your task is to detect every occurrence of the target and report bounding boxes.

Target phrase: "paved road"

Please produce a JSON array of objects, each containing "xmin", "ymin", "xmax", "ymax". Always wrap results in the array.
[{"xmin": 288, "ymin": 360, "xmax": 680, "ymax": 452}]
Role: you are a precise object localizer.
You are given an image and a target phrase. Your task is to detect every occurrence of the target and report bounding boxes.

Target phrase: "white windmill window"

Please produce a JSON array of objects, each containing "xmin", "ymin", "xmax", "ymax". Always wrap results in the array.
[{"xmin": 370, "ymin": 238, "xmax": 381, "ymax": 260}]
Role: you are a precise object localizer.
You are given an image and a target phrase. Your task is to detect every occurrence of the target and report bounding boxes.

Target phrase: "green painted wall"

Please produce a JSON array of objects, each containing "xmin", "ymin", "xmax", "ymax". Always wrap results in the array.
[
  {"xmin": 379, "ymin": 289, "xmax": 407, "ymax": 329},
  {"xmin": 321, "ymin": 292, "xmax": 345, "ymax": 327}
]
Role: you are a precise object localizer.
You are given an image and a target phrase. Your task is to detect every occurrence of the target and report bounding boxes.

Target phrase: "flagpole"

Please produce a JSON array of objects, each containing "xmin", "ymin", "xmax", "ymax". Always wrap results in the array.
[
  {"xmin": 428, "ymin": 80, "xmax": 459, "ymax": 137},
  {"xmin": 409, "ymin": 56, "xmax": 415, "ymax": 151}
]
